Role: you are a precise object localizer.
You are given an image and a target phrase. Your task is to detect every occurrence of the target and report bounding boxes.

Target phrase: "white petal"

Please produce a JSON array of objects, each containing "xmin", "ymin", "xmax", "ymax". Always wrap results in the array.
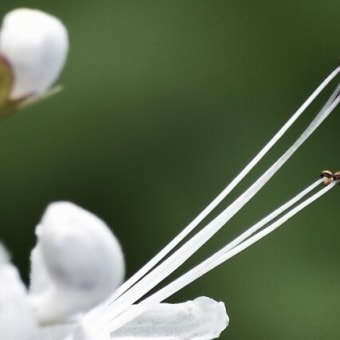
[
  {"xmin": 0, "ymin": 8, "xmax": 68, "ymax": 99},
  {"xmin": 29, "ymin": 227, "xmax": 54, "ymax": 294},
  {"xmin": 109, "ymin": 297, "xmax": 228, "ymax": 340},
  {"xmin": 29, "ymin": 202, "xmax": 125, "ymax": 324},
  {"xmin": 0, "ymin": 245, "xmax": 38, "ymax": 340},
  {"xmin": 35, "ymin": 323, "xmax": 78, "ymax": 340}
]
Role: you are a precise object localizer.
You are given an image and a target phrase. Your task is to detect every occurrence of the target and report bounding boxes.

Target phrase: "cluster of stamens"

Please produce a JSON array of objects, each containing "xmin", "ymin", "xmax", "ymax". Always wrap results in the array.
[
  {"xmin": 320, "ymin": 170, "xmax": 340, "ymax": 185},
  {"xmin": 83, "ymin": 66, "xmax": 340, "ymax": 337}
]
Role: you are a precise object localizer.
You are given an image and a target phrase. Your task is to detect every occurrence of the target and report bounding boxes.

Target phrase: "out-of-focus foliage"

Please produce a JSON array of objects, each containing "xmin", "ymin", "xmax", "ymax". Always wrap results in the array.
[{"xmin": 0, "ymin": 1, "xmax": 340, "ymax": 339}]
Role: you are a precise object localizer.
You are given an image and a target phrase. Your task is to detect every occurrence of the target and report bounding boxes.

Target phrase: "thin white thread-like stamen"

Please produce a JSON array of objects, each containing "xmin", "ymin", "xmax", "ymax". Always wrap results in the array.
[
  {"xmin": 89, "ymin": 178, "xmax": 320, "ymax": 336},
  {"xmin": 103, "ymin": 180, "xmax": 335, "ymax": 334},
  {"xmin": 211, "ymin": 178, "xmax": 323, "ymax": 253},
  {"xmin": 86, "ymin": 66, "xmax": 340, "ymax": 325},
  {"xmin": 94, "ymin": 89, "xmax": 340, "ymax": 326}
]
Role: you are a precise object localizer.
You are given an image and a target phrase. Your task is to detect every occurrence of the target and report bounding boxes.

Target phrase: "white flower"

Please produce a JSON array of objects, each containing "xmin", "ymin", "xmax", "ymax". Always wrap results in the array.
[
  {"xmin": 1, "ymin": 8, "xmax": 340, "ymax": 340},
  {"xmin": 0, "ymin": 245, "xmax": 37, "ymax": 340},
  {"xmin": 0, "ymin": 8, "xmax": 68, "ymax": 100},
  {"xmin": 28, "ymin": 202, "xmax": 228, "ymax": 339},
  {"xmin": 1, "ymin": 67, "xmax": 340, "ymax": 339},
  {"xmin": 0, "ymin": 202, "xmax": 228, "ymax": 340}
]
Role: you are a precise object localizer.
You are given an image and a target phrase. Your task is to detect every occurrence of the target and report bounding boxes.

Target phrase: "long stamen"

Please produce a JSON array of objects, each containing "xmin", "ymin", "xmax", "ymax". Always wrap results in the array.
[
  {"xmin": 212, "ymin": 179, "xmax": 323, "ymax": 253},
  {"xmin": 89, "ymin": 178, "xmax": 321, "ymax": 335},
  {"xmin": 88, "ymin": 66, "xmax": 340, "ymax": 316},
  {"xmin": 102, "ymin": 180, "xmax": 336, "ymax": 334},
  {"xmin": 93, "ymin": 85, "xmax": 340, "ymax": 326},
  {"xmin": 82, "ymin": 72, "xmax": 340, "ymax": 340}
]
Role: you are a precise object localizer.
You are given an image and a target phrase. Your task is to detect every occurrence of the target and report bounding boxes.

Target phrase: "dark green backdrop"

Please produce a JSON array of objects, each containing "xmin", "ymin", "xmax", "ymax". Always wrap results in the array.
[{"xmin": 1, "ymin": 1, "xmax": 340, "ymax": 339}]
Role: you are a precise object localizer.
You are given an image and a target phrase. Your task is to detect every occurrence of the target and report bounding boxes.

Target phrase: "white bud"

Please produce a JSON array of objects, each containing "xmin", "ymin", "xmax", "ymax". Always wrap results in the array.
[
  {"xmin": 29, "ymin": 202, "xmax": 125, "ymax": 324},
  {"xmin": 0, "ymin": 8, "xmax": 68, "ymax": 99}
]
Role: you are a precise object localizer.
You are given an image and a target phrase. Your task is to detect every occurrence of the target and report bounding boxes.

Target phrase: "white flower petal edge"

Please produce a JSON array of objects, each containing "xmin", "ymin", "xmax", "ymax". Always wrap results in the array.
[
  {"xmin": 0, "ymin": 245, "xmax": 38, "ymax": 340},
  {"xmin": 36, "ymin": 297, "xmax": 228, "ymax": 340},
  {"xmin": 29, "ymin": 202, "xmax": 125, "ymax": 325},
  {"xmin": 108, "ymin": 297, "xmax": 228, "ymax": 340},
  {"xmin": 0, "ymin": 8, "xmax": 68, "ymax": 99}
]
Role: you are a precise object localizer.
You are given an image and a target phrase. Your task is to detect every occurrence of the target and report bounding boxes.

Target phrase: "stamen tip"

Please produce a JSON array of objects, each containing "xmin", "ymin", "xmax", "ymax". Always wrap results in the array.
[
  {"xmin": 333, "ymin": 171, "xmax": 340, "ymax": 184},
  {"xmin": 320, "ymin": 170, "xmax": 334, "ymax": 185}
]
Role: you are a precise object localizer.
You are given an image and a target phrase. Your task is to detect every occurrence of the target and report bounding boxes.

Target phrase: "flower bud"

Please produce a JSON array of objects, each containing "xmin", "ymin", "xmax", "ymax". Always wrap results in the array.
[{"xmin": 0, "ymin": 8, "xmax": 68, "ymax": 100}]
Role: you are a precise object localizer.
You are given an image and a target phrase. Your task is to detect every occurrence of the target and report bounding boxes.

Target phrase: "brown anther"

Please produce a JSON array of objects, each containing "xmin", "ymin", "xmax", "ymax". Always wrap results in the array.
[
  {"xmin": 320, "ymin": 170, "xmax": 333, "ymax": 178},
  {"xmin": 333, "ymin": 171, "xmax": 340, "ymax": 182},
  {"xmin": 320, "ymin": 170, "xmax": 334, "ymax": 185}
]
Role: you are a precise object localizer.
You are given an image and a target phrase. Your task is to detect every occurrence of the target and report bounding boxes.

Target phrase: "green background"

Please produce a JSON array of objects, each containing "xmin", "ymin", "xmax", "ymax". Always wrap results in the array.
[{"xmin": 1, "ymin": 1, "xmax": 340, "ymax": 339}]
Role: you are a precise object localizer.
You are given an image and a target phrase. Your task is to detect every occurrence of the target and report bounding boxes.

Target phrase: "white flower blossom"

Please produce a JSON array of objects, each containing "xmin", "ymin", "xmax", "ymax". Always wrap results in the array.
[
  {"xmin": 1, "ymin": 68, "xmax": 340, "ymax": 339},
  {"xmin": 0, "ymin": 8, "xmax": 68, "ymax": 100},
  {"xmin": 1, "ymin": 7, "xmax": 340, "ymax": 340},
  {"xmin": 0, "ymin": 202, "xmax": 228, "ymax": 340}
]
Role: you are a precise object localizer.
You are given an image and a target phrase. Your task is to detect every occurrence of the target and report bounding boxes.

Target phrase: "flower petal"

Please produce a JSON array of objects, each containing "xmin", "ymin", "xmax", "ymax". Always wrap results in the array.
[
  {"xmin": 35, "ymin": 323, "xmax": 78, "ymax": 340},
  {"xmin": 0, "ymin": 8, "xmax": 68, "ymax": 99},
  {"xmin": 29, "ymin": 202, "xmax": 125, "ymax": 324},
  {"xmin": 0, "ymin": 245, "xmax": 38, "ymax": 340},
  {"xmin": 109, "ymin": 297, "xmax": 228, "ymax": 340},
  {"xmin": 29, "ymin": 237, "xmax": 53, "ymax": 295}
]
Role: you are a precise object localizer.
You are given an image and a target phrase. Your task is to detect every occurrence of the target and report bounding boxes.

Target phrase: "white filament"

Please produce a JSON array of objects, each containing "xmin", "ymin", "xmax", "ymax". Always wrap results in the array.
[
  {"xmin": 104, "ymin": 180, "xmax": 335, "ymax": 334},
  {"xmin": 75, "ymin": 68, "xmax": 340, "ymax": 340},
  {"xmin": 88, "ymin": 66, "xmax": 340, "ymax": 318},
  {"xmin": 91, "ymin": 84, "xmax": 340, "ymax": 328}
]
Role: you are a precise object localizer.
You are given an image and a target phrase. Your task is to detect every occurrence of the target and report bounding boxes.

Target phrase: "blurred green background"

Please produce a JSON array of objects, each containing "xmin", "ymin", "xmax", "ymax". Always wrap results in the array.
[{"xmin": 1, "ymin": 1, "xmax": 340, "ymax": 339}]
